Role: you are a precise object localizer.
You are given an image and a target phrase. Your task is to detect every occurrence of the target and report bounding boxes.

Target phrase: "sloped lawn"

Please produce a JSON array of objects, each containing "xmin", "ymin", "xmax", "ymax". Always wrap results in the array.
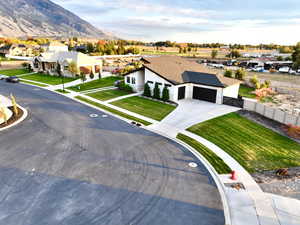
[
  {"xmin": 111, "ymin": 96, "xmax": 176, "ymax": 121},
  {"xmin": 87, "ymin": 89, "xmax": 132, "ymax": 101},
  {"xmin": 188, "ymin": 112, "xmax": 300, "ymax": 173},
  {"xmin": 21, "ymin": 73, "xmax": 76, "ymax": 85},
  {"xmin": 68, "ymin": 76, "xmax": 123, "ymax": 92},
  {"xmin": 177, "ymin": 133, "xmax": 231, "ymax": 174},
  {"xmin": 0, "ymin": 69, "xmax": 30, "ymax": 76},
  {"xmin": 239, "ymin": 84, "xmax": 256, "ymax": 99}
]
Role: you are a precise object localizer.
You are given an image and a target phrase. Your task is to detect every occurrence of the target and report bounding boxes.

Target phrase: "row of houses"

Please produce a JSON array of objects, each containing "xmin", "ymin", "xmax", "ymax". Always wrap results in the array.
[{"xmin": 0, "ymin": 42, "xmax": 69, "ymax": 58}]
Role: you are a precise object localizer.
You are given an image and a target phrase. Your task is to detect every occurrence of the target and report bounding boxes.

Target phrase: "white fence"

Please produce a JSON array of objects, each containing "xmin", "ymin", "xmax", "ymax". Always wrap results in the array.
[{"xmin": 244, "ymin": 99, "xmax": 300, "ymax": 126}]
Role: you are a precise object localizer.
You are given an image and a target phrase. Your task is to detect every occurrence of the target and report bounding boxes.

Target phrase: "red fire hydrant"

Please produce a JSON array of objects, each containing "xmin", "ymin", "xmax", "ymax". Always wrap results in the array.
[{"xmin": 230, "ymin": 171, "xmax": 237, "ymax": 180}]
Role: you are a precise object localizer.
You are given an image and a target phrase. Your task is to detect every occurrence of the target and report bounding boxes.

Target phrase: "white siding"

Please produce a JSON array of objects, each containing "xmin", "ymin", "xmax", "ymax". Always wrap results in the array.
[
  {"xmin": 125, "ymin": 70, "xmax": 145, "ymax": 92},
  {"xmin": 223, "ymin": 83, "xmax": 240, "ymax": 98},
  {"xmin": 144, "ymin": 68, "xmax": 177, "ymax": 100}
]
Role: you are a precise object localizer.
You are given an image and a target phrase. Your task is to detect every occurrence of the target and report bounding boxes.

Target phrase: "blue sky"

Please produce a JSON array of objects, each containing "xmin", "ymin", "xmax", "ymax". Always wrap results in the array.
[{"xmin": 52, "ymin": 0, "xmax": 300, "ymax": 44}]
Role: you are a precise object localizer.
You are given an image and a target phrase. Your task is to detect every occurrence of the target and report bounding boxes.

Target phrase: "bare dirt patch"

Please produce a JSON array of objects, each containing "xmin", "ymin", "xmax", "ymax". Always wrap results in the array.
[
  {"xmin": 263, "ymin": 94, "xmax": 300, "ymax": 116},
  {"xmin": 252, "ymin": 168, "xmax": 300, "ymax": 200}
]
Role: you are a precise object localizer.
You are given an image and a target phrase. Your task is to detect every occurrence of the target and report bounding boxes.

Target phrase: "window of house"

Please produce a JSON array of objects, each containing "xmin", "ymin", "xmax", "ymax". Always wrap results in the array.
[
  {"xmin": 132, "ymin": 77, "xmax": 136, "ymax": 84},
  {"xmin": 147, "ymin": 81, "xmax": 153, "ymax": 84},
  {"xmin": 64, "ymin": 66, "xmax": 69, "ymax": 71},
  {"xmin": 156, "ymin": 82, "xmax": 162, "ymax": 86},
  {"xmin": 165, "ymin": 84, "xmax": 172, "ymax": 87},
  {"xmin": 126, "ymin": 76, "xmax": 131, "ymax": 83}
]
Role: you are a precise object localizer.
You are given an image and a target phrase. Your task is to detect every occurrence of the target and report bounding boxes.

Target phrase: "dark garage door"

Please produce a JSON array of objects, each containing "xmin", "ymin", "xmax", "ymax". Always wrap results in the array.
[
  {"xmin": 193, "ymin": 87, "xmax": 217, "ymax": 103},
  {"xmin": 178, "ymin": 86, "xmax": 186, "ymax": 100}
]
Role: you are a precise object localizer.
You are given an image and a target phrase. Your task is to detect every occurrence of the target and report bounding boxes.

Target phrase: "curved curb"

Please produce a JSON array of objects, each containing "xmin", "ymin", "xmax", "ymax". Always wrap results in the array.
[
  {"xmin": 0, "ymin": 105, "xmax": 28, "ymax": 132},
  {"xmin": 146, "ymin": 128, "xmax": 231, "ymax": 225}
]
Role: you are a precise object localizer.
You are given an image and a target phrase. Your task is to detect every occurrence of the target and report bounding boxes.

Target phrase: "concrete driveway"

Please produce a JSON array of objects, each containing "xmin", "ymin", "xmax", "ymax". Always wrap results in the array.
[
  {"xmin": 0, "ymin": 81, "xmax": 224, "ymax": 225},
  {"xmin": 159, "ymin": 99, "xmax": 239, "ymax": 130}
]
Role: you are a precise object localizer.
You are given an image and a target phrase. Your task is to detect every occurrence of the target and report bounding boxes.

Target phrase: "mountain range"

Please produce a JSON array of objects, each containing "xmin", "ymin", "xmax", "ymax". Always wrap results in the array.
[{"xmin": 0, "ymin": 0, "xmax": 114, "ymax": 39}]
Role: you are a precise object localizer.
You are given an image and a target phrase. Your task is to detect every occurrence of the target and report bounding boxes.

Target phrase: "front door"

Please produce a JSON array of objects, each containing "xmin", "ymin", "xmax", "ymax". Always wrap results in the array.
[{"xmin": 178, "ymin": 86, "xmax": 186, "ymax": 100}]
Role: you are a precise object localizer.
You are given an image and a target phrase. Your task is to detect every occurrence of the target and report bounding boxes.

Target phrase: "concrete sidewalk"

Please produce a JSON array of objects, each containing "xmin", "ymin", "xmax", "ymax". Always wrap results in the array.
[{"xmin": 105, "ymin": 92, "xmax": 142, "ymax": 103}]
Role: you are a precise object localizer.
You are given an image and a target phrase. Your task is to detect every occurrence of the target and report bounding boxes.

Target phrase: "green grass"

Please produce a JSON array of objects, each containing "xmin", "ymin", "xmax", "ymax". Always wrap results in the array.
[
  {"xmin": 187, "ymin": 113, "xmax": 300, "ymax": 173},
  {"xmin": 111, "ymin": 96, "xmax": 176, "ymax": 121},
  {"xmin": 20, "ymin": 80, "xmax": 48, "ymax": 87},
  {"xmin": 55, "ymin": 89, "xmax": 70, "ymax": 94},
  {"xmin": 87, "ymin": 89, "xmax": 132, "ymax": 101},
  {"xmin": 0, "ymin": 69, "xmax": 30, "ymax": 76},
  {"xmin": 68, "ymin": 76, "xmax": 123, "ymax": 92},
  {"xmin": 21, "ymin": 73, "xmax": 76, "ymax": 85},
  {"xmin": 239, "ymin": 84, "xmax": 256, "ymax": 98},
  {"xmin": 75, "ymin": 96, "xmax": 152, "ymax": 126},
  {"xmin": 177, "ymin": 133, "xmax": 231, "ymax": 174}
]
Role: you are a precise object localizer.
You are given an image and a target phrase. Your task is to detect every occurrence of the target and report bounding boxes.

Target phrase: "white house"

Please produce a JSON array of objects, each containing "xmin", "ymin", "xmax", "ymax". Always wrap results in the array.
[
  {"xmin": 124, "ymin": 56, "xmax": 241, "ymax": 104},
  {"xmin": 41, "ymin": 42, "xmax": 69, "ymax": 52},
  {"xmin": 32, "ymin": 51, "xmax": 103, "ymax": 78}
]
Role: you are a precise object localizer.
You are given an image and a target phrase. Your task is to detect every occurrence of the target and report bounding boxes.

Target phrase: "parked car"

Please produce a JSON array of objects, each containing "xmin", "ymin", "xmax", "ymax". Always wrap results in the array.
[
  {"xmin": 278, "ymin": 66, "xmax": 290, "ymax": 73},
  {"xmin": 6, "ymin": 76, "xmax": 20, "ymax": 83},
  {"xmin": 0, "ymin": 75, "xmax": 7, "ymax": 80},
  {"xmin": 210, "ymin": 63, "xmax": 224, "ymax": 69},
  {"xmin": 251, "ymin": 66, "xmax": 265, "ymax": 72}
]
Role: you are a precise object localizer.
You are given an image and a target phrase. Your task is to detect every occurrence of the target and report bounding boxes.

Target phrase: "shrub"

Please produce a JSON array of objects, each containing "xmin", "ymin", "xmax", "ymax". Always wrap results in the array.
[
  {"xmin": 153, "ymin": 83, "xmax": 161, "ymax": 99},
  {"xmin": 143, "ymin": 83, "xmax": 151, "ymax": 97},
  {"xmin": 255, "ymin": 88, "xmax": 275, "ymax": 100},
  {"xmin": 283, "ymin": 124, "xmax": 300, "ymax": 139},
  {"xmin": 119, "ymin": 81, "xmax": 133, "ymax": 92},
  {"xmin": 224, "ymin": 69, "xmax": 233, "ymax": 78},
  {"xmin": 235, "ymin": 68, "xmax": 246, "ymax": 80},
  {"xmin": 250, "ymin": 75, "xmax": 259, "ymax": 87},
  {"xmin": 89, "ymin": 70, "xmax": 94, "ymax": 79},
  {"xmin": 162, "ymin": 86, "xmax": 170, "ymax": 102}
]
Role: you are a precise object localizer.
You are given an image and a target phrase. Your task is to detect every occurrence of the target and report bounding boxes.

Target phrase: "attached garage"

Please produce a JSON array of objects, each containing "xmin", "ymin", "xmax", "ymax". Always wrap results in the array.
[{"xmin": 192, "ymin": 86, "xmax": 217, "ymax": 103}]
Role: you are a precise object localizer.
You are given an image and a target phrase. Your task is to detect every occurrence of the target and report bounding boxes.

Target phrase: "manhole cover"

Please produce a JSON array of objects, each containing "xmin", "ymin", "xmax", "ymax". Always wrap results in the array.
[
  {"xmin": 188, "ymin": 162, "xmax": 198, "ymax": 168},
  {"xmin": 102, "ymin": 115, "xmax": 108, "ymax": 118},
  {"xmin": 89, "ymin": 114, "xmax": 99, "ymax": 118}
]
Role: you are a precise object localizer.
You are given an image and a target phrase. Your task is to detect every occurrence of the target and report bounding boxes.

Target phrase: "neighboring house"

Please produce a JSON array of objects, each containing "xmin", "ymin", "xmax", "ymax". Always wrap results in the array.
[
  {"xmin": 41, "ymin": 42, "xmax": 69, "ymax": 52},
  {"xmin": 124, "ymin": 56, "xmax": 241, "ymax": 104},
  {"xmin": 32, "ymin": 51, "xmax": 103, "ymax": 77},
  {"xmin": 0, "ymin": 44, "xmax": 38, "ymax": 57}
]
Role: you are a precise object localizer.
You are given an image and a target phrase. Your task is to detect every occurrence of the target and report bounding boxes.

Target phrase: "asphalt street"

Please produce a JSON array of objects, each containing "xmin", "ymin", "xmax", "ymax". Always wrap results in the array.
[{"xmin": 0, "ymin": 81, "xmax": 225, "ymax": 225}]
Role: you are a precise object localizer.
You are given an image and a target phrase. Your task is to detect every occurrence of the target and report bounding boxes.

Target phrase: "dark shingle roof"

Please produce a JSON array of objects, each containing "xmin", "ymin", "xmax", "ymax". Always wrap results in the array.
[{"xmin": 182, "ymin": 71, "xmax": 225, "ymax": 87}]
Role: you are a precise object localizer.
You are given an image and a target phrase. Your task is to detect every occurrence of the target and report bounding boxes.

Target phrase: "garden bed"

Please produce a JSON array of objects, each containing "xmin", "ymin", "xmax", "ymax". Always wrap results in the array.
[{"xmin": 0, "ymin": 106, "xmax": 24, "ymax": 128}]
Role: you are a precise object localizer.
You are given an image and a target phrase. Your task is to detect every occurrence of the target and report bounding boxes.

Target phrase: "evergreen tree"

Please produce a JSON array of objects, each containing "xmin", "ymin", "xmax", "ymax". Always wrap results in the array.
[
  {"xmin": 143, "ymin": 83, "xmax": 151, "ymax": 97},
  {"xmin": 162, "ymin": 86, "xmax": 170, "ymax": 102},
  {"xmin": 153, "ymin": 83, "xmax": 161, "ymax": 99}
]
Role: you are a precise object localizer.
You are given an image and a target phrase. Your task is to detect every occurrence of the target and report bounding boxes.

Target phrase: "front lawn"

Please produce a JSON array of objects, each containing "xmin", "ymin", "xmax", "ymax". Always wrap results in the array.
[
  {"xmin": 111, "ymin": 96, "xmax": 176, "ymax": 121},
  {"xmin": 239, "ymin": 84, "xmax": 256, "ymax": 99},
  {"xmin": 87, "ymin": 89, "xmax": 131, "ymax": 101},
  {"xmin": 177, "ymin": 133, "xmax": 231, "ymax": 174},
  {"xmin": 68, "ymin": 76, "xmax": 123, "ymax": 92},
  {"xmin": 75, "ymin": 96, "xmax": 152, "ymax": 126},
  {"xmin": 0, "ymin": 69, "xmax": 30, "ymax": 76},
  {"xmin": 21, "ymin": 73, "xmax": 76, "ymax": 85},
  {"xmin": 187, "ymin": 113, "xmax": 300, "ymax": 173}
]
